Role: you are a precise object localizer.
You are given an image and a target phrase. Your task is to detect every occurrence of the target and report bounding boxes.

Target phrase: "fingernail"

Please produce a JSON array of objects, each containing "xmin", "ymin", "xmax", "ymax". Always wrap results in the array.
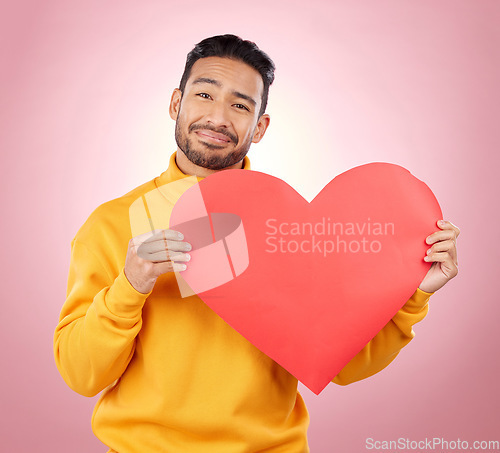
[
  {"xmin": 439, "ymin": 220, "xmax": 446, "ymax": 226},
  {"xmin": 185, "ymin": 253, "xmax": 191, "ymax": 261},
  {"xmin": 177, "ymin": 232, "xmax": 184, "ymax": 240},
  {"xmin": 427, "ymin": 248, "xmax": 431, "ymax": 255},
  {"xmin": 180, "ymin": 264, "xmax": 187, "ymax": 271},
  {"xmin": 186, "ymin": 243, "xmax": 192, "ymax": 251}
]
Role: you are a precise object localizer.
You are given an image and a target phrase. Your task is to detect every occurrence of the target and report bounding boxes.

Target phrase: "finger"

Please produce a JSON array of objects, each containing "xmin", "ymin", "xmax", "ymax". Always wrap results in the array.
[
  {"xmin": 437, "ymin": 220, "xmax": 460, "ymax": 238},
  {"xmin": 137, "ymin": 238, "xmax": 191, "ymax": 255},
  {"xmin": 137, "ymin": 241, "xmax": 191, "ymax": 261},
  {"xmin": 427, "ymin": 239, "xmax": 457, "ymax": 263},
  {"xmin": 426, "ymin": 229, "xmax": 456, "ymax": 245},
  {"xmin": 137, "ymin": 244, "xmax": 173, "ymax": 261},
  {"xmin": 424, "ymin": 250, "xmax": 453, "ymax": 263},
  {"xmin": 131, "ymin": 229, "xmax": 185, "ymax": 250},
  {"xmin": 151, "ymin": 260, "xmax": 188, "ymax": 277},
  {"xmin": 149, "ymin": 251, "xmax": 191, "ymax": 263},
  {"xmin": 142, "ymin": 229, "xmax": 184, "ymax": 243}
]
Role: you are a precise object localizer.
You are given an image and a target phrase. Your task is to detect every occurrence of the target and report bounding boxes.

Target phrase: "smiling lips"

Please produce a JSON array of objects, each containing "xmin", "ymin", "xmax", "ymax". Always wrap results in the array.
[{"xmin": 195, "ymin": 129, "xmax": 232, "ymax": 144}]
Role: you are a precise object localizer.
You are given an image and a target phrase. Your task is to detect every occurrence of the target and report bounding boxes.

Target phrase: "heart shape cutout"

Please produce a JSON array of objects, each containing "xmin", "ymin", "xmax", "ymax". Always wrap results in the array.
[{"xmin": 169, "ymin": 163, "xmax": 442, "ymax": 394}]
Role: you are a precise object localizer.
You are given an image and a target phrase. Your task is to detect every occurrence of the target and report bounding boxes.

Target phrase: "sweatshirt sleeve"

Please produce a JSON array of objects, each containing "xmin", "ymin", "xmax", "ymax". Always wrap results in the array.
[
  {"xmin": 332, "ymin": 288, "xmax": 432, "ymax": 386},
  {"xmin": 53, "ymin": 239, "xmax": 152, "ymax": 397}
]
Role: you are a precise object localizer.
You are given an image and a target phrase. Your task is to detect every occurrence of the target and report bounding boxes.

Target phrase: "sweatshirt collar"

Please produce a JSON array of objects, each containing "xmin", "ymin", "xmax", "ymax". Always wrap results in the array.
[{"xmin": 158, "ymin": 151, "xmax": 252, "ymax": 185}]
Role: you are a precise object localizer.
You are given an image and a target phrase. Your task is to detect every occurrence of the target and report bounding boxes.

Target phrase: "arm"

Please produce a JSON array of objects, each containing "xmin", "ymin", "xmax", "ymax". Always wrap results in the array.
[
  {"xmin": 332, "ymin": 288, "xmax": 431, "ymax": 386},
  {"xmin": 53, "ymin": 239, "xmax": 150, "ymax": 397},
  {"xmin": 53, "ymin": 227, "xmax": 191, "ymax": 397}
]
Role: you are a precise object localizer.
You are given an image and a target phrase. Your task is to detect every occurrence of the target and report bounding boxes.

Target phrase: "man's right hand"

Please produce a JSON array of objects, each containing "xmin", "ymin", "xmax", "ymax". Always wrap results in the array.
[{"xmin": 124, "ymin": 229, "xmax": 192, "ymax": 294}]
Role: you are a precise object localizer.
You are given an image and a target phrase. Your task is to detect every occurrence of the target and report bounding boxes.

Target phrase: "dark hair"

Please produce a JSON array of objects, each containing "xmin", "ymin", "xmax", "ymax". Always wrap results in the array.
[{"xmin": 179, "ymin": 34, "xmax": 275, "ymax": 117}]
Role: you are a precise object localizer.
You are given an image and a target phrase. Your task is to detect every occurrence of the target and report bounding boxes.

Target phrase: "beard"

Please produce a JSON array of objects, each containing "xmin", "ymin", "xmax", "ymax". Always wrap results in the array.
[{"xmin": 175, "ymin": 118, "xmax": 253, "ymax": 171}]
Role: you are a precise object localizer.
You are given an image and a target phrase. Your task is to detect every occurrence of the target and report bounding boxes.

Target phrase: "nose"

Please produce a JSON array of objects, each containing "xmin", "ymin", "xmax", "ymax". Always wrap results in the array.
[{"xmin": 204, "ymin": 100, "xmax": 231, "ymax": 128}]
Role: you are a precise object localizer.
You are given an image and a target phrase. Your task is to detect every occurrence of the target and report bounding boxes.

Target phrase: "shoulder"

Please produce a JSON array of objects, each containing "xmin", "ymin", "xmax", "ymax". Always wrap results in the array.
[{"xmin": 74, "ymin": 177, "xmax": 158, "ymax": 246}]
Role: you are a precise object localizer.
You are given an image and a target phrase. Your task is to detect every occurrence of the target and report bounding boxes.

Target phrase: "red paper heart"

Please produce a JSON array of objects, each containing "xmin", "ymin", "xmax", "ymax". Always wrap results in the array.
[{"xmin": 169, "ymin": 163, "xmax": 442, "ymax": 394}]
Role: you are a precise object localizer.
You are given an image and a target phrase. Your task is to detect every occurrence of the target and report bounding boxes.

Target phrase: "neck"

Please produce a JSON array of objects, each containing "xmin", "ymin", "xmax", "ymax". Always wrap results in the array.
[{"xmin": 175, "ymin": 148, "xmax": 244, "ymax": 177}]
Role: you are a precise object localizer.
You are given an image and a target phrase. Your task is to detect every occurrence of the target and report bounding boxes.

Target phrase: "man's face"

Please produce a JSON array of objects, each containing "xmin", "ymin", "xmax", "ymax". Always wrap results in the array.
[{"xmin": 169, "ymin": 56, "xmax": 270, "ymax": 170}]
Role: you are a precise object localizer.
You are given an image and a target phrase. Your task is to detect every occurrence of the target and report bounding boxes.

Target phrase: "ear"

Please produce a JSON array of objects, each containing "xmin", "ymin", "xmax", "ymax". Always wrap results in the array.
[
  {"xmin": 252, "ymin": 114, "xmax": 271, "ymax": 143},
  {"xmin": 169, "ymin": 88, "xmax": 183, "ymax": 121}
]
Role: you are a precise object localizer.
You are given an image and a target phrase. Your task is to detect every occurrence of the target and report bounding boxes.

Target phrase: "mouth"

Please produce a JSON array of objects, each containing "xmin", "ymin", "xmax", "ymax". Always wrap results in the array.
[{"xmin": 195, "ymin": 130, "xmax": 232, "ymax": 145}]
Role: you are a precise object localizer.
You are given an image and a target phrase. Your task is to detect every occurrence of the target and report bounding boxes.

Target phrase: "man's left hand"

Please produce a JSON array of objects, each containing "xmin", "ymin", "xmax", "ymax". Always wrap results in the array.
[{"xmin": 418, "ymin": 220, "xmax": 460, "ymax": 293}]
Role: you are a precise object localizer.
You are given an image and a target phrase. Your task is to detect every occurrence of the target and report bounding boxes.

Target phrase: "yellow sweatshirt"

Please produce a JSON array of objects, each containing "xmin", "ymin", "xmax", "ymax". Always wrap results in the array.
[{"xmin": 54, "ymin": 152, "xmax": 432, "ymax": 453}]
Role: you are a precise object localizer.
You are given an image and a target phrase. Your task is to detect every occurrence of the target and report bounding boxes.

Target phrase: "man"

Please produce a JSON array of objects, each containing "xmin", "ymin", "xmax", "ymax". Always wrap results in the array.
[{"xmin": 54, "ymin": 35, "xmax": 459, "ymax": 452}]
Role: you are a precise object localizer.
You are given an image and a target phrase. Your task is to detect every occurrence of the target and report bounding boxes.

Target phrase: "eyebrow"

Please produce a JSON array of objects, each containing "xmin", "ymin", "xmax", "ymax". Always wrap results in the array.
[
  {"xmin": 192, "ymin": 77, "xmax": 222, "ymax": 87},
  {"xmin": 232, "ymin": 90, "xmax": 257, "ymax": 107},
  {"xmin": 191, "ymin": 77, "xmax": 257, "ymax": 107}
]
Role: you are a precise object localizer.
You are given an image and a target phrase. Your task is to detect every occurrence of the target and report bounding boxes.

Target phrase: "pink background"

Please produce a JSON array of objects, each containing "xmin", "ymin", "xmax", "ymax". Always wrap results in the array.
[{"xmin": 1, "ymin": 1, "xmax": 499, "ymax": 452}]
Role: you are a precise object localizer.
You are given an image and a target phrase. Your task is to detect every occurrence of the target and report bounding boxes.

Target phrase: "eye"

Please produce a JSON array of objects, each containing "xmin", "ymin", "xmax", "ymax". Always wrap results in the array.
[
  {"xmin": 234, "ymin": 103, "xmax": 250, "ymax": 111},
  {"xmin": 197, "ymin": 93, "xmax": 212, "ymax": 100}
]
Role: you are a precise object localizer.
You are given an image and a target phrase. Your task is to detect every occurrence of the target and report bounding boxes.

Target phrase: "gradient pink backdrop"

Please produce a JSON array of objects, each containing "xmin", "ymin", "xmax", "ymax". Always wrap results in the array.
[{"xmin": 1, "ymin": 1, "xmax": 499, "ymax": 452}]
